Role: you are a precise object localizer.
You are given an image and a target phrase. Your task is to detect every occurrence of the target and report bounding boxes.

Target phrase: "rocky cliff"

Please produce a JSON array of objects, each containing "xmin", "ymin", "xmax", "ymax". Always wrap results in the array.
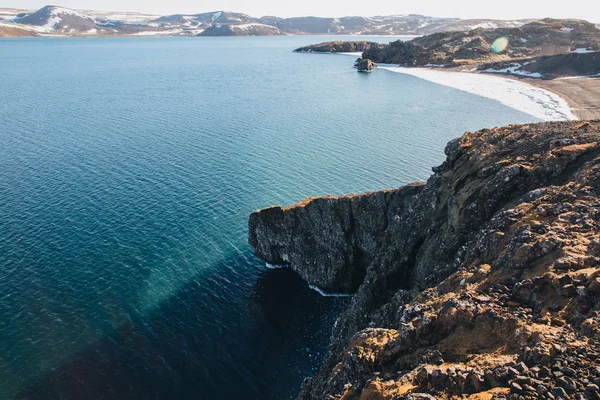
[{"xmin": 249, "ymin": 120, "xmax": 600, "ymax": 399}]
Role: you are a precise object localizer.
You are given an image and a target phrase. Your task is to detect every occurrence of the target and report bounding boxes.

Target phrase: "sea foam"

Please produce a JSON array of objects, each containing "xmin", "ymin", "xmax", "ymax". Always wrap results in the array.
[{"xmin": 309, "ymin": 284, "xmax": 354, "ymax": 298}]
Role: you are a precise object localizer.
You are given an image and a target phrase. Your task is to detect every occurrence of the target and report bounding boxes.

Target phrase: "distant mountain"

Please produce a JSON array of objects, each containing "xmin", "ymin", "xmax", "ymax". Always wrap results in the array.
[
  {"xmin": 151, "ymin": 11, "xmax": 284, "ymax": 36},
  {"xmin": 154, "ymin": 11, "xmax": 255, "ymax": 26},
  {"xmin": 0, "ymin": 5, "xmax": 555, "ymax": 38},
  {"xmin": 255, "ymin": 14, "xmax": 529, "ymax": 35},
  {"xmin": 6, "ymin": 5, "xmax": 198, "ymax": 36},
  {"xmin": 13, "ymin": 5, "xmax": 96, "ymax": 32},
  {"xmin": 198, "ymin": 23, "xmax": 284, "ymax": 36}
]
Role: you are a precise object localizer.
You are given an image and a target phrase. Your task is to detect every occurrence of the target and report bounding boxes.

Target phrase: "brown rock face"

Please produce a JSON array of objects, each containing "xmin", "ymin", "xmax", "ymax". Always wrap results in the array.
[
  {"xmin": 0, "ymin": 26, "xmax": 35, "ymax": 37},
  {"xmin": 248, "ymin": 120, "xmax": 600, "ymax": 399}
]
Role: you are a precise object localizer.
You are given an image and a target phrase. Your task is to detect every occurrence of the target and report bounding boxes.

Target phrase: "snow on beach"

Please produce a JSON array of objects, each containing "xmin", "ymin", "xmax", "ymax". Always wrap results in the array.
[
  {"xmin": 378, "ymin": 65, "xmax": 577, "ymax": 121},
  {"xmin": 480, "ymin": 62, "xmax": 543, "ymax": 79},
  {"xmin": 572, "ymin": 48, "xmax": 595, "ymax": 54}
]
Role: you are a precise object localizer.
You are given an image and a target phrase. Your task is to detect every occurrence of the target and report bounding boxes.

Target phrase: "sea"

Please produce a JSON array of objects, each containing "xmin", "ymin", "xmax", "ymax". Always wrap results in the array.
[{"xmin": 0, "ymin": 35, "xmax": 542, "ymax": 400}]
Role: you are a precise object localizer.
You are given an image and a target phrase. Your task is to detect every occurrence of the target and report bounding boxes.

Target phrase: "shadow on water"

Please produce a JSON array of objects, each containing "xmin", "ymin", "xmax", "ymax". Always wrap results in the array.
[{"xmin": 15, "ymin": 252, "xmax": 349, "ymax": 400}]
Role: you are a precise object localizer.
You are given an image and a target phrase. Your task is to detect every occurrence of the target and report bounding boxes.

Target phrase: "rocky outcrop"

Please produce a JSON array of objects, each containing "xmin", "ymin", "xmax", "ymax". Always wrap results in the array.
[
  {"xmin": 294, "ymin": 41, "xmax": 380, "ymax": 54},
  {"xmin": 248, "ymin": 120, "xmax": 600, "ymax": 399},
  {"xmin": 360, "ymin": 18, "xmax": 600, "ymax": 67},
  {"xmin": 248, "ymin": 186, "xmax": 422, "ymax": 293},
  {"xmin": 355, "ymin": 58, "xmax": 378, "ymax": 72}
]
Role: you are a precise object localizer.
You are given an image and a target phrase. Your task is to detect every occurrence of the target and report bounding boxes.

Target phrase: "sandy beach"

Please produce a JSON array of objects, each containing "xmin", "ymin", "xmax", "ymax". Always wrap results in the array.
[
  {"xmin": 378, "ymin": 62, "xmax": 600, "ymax": 121},
  {"xmin": 378, "ymin": 65, "xmax": 578, "ymax": 121}
]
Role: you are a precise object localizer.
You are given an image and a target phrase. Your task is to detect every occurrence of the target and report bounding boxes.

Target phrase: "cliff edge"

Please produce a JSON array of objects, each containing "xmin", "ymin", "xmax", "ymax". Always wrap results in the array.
[{"xmin": 249, "ymin": 120, "xmax": 600, "ymax": 399}]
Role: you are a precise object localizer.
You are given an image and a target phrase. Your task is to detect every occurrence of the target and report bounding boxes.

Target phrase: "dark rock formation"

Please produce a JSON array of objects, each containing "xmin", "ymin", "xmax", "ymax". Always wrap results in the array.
[
  {"xmin": 478, "ymin": 51, "xmax": 600, "ymax": 79},
  {"xmin": 355, "ymin": 58, "xmax": 378, "ymax": 72},
  {"xmin": 294, "ymin": 41, "xmax": 379, "ymax": 54},
  {"xmin": 248, "ymin": 120, "xmax": 600, "ymax": 399},
  {"xmin": 249, "ymin": 186, "xmax": 421, "ymax": 293}
]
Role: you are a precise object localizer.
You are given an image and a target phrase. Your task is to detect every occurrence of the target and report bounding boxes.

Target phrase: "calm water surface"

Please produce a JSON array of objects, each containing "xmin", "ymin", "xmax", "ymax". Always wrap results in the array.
[{"xmin": 0, "ymin": 35, "xmax": 540, "ymax": 399}]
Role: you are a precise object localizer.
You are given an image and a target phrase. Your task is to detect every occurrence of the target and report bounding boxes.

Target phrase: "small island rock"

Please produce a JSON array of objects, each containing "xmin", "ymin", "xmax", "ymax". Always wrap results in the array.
[{"xmin": 355, "ymin": 58, "xmax": 378, "ymax": 72}]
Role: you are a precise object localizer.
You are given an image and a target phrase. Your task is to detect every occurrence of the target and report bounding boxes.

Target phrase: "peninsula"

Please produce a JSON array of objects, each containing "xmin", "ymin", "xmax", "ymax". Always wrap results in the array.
[{"xmin": 249, "ymin": 120, "xmax": 600, "ymax": 399}]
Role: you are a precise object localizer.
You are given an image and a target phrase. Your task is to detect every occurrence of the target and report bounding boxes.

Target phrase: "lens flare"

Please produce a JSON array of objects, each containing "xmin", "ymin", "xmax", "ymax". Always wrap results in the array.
[{"xmin": 491, "ymin": 37, "xmax": 509, "ymax": 53}]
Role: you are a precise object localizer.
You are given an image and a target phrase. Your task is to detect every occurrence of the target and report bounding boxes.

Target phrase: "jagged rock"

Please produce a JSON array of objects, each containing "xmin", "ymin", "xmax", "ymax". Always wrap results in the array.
[
  {"xmin": 553, "ymin": 387, "xmax": 569, "ymax": 399},
  {"xmin": 589, "ymin": 277, "xmax": 600, "ymax": 294},
  {"xmin": 511, "ymin": 381, "xmax": 524, "ymax": 393},
  {"xmin": 355, "ymin": 58, "xmax": 378, "ymax": 72},
  {"xmin": 248, "ymin": 185, "xmax": 422, "ymax": 292},
  {"xmin": 586, "ymin": 384, "xmax": 600, "ymax": 399}
]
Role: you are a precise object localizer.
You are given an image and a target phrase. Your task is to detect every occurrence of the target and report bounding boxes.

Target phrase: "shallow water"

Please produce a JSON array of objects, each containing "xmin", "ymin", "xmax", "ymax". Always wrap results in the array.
[{"xmin": 0, "ymin": 35, "xmax": 541, "ymax": 399}]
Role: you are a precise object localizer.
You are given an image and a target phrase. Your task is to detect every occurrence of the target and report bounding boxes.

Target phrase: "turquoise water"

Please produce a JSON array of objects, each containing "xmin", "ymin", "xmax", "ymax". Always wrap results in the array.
[{"xmin": 0, "ymin": 36, "xmax": 540, "ymax": 399}]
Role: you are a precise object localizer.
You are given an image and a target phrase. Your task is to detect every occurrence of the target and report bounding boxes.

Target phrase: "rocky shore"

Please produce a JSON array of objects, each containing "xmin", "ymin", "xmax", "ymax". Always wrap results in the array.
[
  {"xmin": 360, "ymin": 19, "xmax": 600, "ymax": 68},
  {"xmin": 478, "ymin": 52, "xmax": 600, "ymax": 80},
  {"xmin": 298, "ymin": 18, "xmax": 600, "ymax": 80},
  {"xmin": 249, "ymin": 120, "xmax": 600, "ymax": 399}
]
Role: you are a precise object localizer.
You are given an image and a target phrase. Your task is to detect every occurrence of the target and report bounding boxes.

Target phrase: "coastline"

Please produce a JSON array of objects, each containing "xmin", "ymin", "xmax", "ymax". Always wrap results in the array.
[
  {"xmin": 250, "ymin": 121, "xmax": 600, "ymax": 400},
  {"xmin": 377, "ymin": 64, "xmax": 578, "ymax": 121},
  {"xmin": 336, "ymin": 51, "xmax": 598, "ymax": 122},
  {"xmin": 512, "ymin": 74, "xmax": 600, "ymax": 120}
]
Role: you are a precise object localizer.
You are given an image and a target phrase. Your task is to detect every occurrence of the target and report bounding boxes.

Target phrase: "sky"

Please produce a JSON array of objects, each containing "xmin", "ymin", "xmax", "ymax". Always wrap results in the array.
[{"xmin": 4, "ymin": 0, "xmax": 600, "ymax": 22}]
